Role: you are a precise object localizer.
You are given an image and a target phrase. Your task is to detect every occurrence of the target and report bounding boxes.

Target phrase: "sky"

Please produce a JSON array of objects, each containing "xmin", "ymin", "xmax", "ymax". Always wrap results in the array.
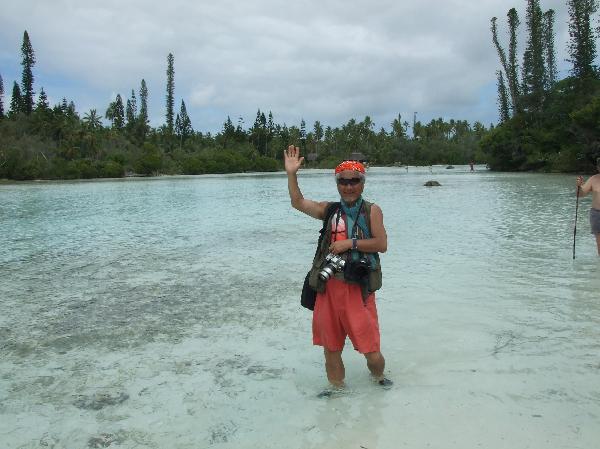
[{"xmin": 0, "ymin": 0, "xmax": 581, "ymax": 135}]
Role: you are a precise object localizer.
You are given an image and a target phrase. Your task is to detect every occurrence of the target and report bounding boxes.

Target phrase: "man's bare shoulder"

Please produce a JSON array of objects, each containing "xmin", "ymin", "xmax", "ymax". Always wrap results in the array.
[
  {"xmin": 369, "ymin": 203, "xmax": 383, "ymax": 213},
  {"xmin": 590, "ymin": 174, "xmax": 600, "ymax": 189},
  {"xmin": 367, "ymin": 203, "xmax": 384, "ymax": 221}
]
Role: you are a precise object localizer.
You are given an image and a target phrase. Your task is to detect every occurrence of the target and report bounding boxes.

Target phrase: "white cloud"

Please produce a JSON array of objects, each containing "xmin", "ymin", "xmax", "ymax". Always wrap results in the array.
[
  {"xmin": 190, "ymin": 84, "xmax": 217, "ymax": 106},
  {"xmin": 0, "ymin": 0, "xmax": 581, "ymax": 132}
]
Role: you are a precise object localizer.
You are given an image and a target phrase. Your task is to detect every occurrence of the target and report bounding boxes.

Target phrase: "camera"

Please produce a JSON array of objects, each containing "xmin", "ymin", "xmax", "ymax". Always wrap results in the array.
[
  {"xmin": 319, "ymin": 253, "xmax": 372, "ymax": 284},
  {"xmin": 344, "ymin": 257, "xmax": 371, "ymax": 283},
  {"xmin": 319, "ymin": 253, "xmax": 346, "ymax": 281}
]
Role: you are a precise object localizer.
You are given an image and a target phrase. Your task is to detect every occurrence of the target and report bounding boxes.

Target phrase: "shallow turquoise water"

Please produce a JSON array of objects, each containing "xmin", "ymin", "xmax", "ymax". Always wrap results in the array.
[{"xmin": 1, "ymin": 167, "xmax": 599, "ymax": 448}]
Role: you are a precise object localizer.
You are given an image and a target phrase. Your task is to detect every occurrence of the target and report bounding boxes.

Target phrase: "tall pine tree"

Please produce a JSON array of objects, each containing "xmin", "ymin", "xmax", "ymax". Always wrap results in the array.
[
  {"xmin": 313, "ymin": 120, "xmax": 323, "ymax": 158},
  {"xmin": 266, "ymin": 111, "xmax": 275, "ymax": 156},
  {"xmin": 507, "ymin": 8, "xmax": 521, "ymax": 113},
  {"xmin": 106, "ymin": 94, "xmax": 125, "ymax": 130},
  {"xmin": 492, "ymin": 14, "xmax": 520, "ymax": 116},
  {"xmin": 20, "ymin": 30, "xmax": 36, "ymax": 115},
  {"xmin": 300, "ymin": 119, "xmax": 306, "ymax": 150},
  {"xmin": 521, "ymin": 0, "xmax": 546, "ymax": 112},
  {"xmin": 36, "ymin": 87, "xmax": 48, "ymax": 110},
  {"xmin": 114, "ymin": 94, "xmax": 124, "ymax": 130},
  {"xmin": 138, "ymin": 79, "xmax": 149, "ymax": 138},
  {"xmin": 542, "ymin": 9, "xmax": 557, "ymax": 89},
  {"xmin": 496, "ymin": 70, "xmax": 510, "ymax": 122},
  {"xmin": 175, "ymin": 114, "xmax": 181, "ymax": 139},
  {"xmin": 0, "ymin": 74, "xmax": 4, "ymax": 119},
  {"xmin": 251, "ymin": 109, "xmax": 262, "ymax": 153},
  {"xmin": 177, "ymin": 99, "xmax": 192, "ymax": 142},
  {"xmin": 166, "ymin": 53, "xmax": 175, "ymax": 134},
  {"xmin": 9, "ymin": 81, "xmax": 22, "ymax": 116},
  {"xmin": 567, "ymin": 0, "xmax": 598, "ymax": 80},
  {"xmin": 126, "ymin": 89, "xmax": 137, "ymax": 131}
]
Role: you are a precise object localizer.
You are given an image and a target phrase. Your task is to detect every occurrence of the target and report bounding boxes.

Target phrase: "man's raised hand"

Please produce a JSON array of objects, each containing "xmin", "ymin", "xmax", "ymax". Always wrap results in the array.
[{"xmin": 284, "ymin": 145, "xmax": 304, "ymax": 174}]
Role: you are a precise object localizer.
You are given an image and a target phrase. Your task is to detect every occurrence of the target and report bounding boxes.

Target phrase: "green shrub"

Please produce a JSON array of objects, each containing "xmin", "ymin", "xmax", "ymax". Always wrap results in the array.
[
  {"xmin": 98, "ymin": 160, "xmax": 124, "ymax": 178},
  {"xmin": 181, "ymin": 155, "xmax": 205, "ymax": 174},
  {"xmin": 135, "ymin": 144, "xmax": 163, "ymax": 175},
  {"xmin": 251, "ymin": 156, "xmax": 279, "ymax": 172},
  {"xmin": 74, "ymin": 159, "xmax": 99, "ymax": 179},
  {"xmin": 51, "ymin": 159, "xmax": 80, "ymax": 179}
]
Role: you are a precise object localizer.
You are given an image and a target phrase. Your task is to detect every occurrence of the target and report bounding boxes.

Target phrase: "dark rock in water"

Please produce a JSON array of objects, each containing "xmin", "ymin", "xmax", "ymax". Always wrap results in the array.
[
  {"xmin": 74, "ymin": 392, "xmax": 129, "ymax": 410},
  {"xmin": 424, "ymin": 180, "xmax": 441, "ymax": 186},
  {"xmin": 446, "ymin": 165, "xmax": 454, "ymax": 169}
]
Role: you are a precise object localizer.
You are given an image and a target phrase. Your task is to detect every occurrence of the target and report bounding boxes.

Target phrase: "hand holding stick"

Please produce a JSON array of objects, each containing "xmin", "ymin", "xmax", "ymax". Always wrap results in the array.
[{"xmin": 573, "ymin": 184, "xmax": 581, "ymax": 260}]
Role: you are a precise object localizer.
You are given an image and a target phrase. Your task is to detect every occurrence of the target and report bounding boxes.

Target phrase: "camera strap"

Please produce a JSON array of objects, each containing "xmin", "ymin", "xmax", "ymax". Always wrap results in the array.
[
  {"xmin": 349, "ymin": 200, "xmax": 364, "ymax": 243},
  {"xmin": 332, "ymin": 203, "xmax": 362, "ymax": 247},
  {"xmin": 346, "ymin": 201, "xmax": 366, "ymax": 261}
]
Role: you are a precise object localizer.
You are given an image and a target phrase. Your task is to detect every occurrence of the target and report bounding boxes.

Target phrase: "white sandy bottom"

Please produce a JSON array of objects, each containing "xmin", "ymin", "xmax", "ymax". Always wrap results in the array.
[
  {"xmin": 2, "ymin": 294, "xmax": 599, "ymax": 449},
  {"xmin": 2, "ymin": 172, "xmax": 600, "ymax": 448}
]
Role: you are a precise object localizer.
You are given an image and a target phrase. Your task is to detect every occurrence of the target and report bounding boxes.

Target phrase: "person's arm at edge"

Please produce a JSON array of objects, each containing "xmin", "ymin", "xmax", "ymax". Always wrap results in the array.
[{"xmin": 577, "ymin": 175, "xmax": 593, "ymax": 197}]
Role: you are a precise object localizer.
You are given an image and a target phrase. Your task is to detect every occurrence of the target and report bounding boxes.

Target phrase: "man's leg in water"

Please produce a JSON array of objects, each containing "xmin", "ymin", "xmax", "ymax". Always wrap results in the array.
[
  {"xmin": 364, "ymin": 351, "xmax": 385, "ymax": 379},
  {"xmin": 365, "ymin": 351, "xmax": 393, "ymax": 387},
  {"xmin": 324, "ymin": 348, "xmax": 345, "ymax": 387},
  {"xmin": 596, "ymin": 234, "xmax": 600, "ymax": 255}
]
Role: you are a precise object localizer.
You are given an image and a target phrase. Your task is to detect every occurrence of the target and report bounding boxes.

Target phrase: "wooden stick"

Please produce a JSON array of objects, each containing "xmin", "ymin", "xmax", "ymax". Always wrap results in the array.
[{"xmin": 573, "ymin": 186, "xmax": 580, "ymax": 260}]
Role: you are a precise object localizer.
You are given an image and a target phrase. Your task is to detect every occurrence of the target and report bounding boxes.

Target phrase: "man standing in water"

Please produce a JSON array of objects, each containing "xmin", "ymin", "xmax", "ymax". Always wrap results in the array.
[
  {"xmin": 284, "ymin": 145, "xmax": 392, "ymax": 396},
  {"xmin": 577, "ymin": 158, "xmax": 600, "ymax": 255}
]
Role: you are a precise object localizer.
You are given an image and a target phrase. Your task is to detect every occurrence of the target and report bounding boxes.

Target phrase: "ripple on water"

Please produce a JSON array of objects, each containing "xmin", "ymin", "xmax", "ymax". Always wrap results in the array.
[{"xmin": 1, "ymin": 171, "xmax": 599, "ymax": 448}]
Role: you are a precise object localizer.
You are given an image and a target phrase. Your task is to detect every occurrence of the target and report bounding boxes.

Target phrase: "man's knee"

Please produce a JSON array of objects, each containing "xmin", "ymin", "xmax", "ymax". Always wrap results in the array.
[
  {"xmin": 364, "ymin": 351, "xmax": 385, "ymax": 368},
  {"xmin": 324, "ymin": 348, "xmax": 343, "ymax": 360},
  {"xmin": 364, "ymin": 351, "xmax": 383, "ymax": 361}
]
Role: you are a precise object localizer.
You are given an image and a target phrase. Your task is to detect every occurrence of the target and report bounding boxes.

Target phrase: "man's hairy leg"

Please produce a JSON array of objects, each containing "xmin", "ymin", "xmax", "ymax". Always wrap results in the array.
[{"xmin": 324, "ymin": 348, "xmax": 345, "ymax": 387}]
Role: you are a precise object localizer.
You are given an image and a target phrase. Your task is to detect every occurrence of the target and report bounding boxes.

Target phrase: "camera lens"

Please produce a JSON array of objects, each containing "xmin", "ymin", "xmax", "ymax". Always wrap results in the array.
[
  {"xmin": 319, "ymin": 265, "xmax": 335, "ymax": 281},
  {"xmin": 354, "ymin": 265, "xmax": 369, "ymax": 279}
]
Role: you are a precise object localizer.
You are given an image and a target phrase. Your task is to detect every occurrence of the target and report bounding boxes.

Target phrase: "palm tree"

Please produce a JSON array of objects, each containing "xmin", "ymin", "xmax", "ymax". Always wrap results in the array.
[
  {"xmin": 83, "ymin": 109, "xmax": 102, "ymax": 158},
  {"xmin": 83, "ymin": 109, "xmax": 102, "ymax": 130}
]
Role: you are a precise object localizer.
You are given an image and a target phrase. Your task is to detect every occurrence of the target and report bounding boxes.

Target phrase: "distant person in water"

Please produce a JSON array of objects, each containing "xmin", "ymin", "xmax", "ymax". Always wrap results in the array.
[
  {"xmin": 576, "ymin": 157, "xmax": 600, "ymax": 255},
  {"xmin": 284, "ymin": 145, "xmax": 392, "ymax": 396},
  {"xmin": 469, "ymin": 161, "xmax": 474, "ymax": 172}
]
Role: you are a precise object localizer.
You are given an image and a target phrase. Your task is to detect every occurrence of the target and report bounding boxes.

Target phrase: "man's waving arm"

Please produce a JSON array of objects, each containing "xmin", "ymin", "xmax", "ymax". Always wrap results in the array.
[{"xmin": 285, "ymin": 145, "xmax": 328, "ymax": 220}]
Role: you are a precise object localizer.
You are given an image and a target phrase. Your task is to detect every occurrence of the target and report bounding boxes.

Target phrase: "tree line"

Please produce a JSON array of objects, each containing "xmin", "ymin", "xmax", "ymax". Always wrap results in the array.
[
  {"xmin": 484, "ymin": 0, "xmax": 600, "ymax": 172},
  {"xmin": 1, "ymin": 30, "xmax": 494, "ymax": 180}
]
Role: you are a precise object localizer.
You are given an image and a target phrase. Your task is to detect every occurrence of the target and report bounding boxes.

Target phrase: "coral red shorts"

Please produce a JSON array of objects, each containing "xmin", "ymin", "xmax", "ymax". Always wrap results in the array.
[{"xmin": 312, "ymin": 277, "xmax": 380, "ymax": 353}]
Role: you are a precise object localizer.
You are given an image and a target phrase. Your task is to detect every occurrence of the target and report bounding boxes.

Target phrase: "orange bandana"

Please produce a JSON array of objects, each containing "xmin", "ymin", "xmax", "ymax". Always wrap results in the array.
[{"xmin": 334, "ymin": 160, "xmax": 366, "ymax": 174}]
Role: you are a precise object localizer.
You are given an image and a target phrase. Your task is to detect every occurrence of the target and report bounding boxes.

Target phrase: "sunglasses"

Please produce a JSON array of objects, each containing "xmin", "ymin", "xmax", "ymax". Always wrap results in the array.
[{"xmin": 337, "ymin": 177, "xmax": 362, "ymax": 186}]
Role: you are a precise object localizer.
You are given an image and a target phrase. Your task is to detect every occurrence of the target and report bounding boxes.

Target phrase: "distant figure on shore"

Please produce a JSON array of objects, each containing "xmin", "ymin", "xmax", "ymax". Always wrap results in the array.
[
  {"xmin": 576, "ymin": 157, "xmax": 600, "ymax": 255},
  {"xmin": 469, "ymin": 161, "xmax": 474, "ymax": 172},
  {"xmin": 284, "ymin": 145, "xmax": 392, "ymax": 396}
]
